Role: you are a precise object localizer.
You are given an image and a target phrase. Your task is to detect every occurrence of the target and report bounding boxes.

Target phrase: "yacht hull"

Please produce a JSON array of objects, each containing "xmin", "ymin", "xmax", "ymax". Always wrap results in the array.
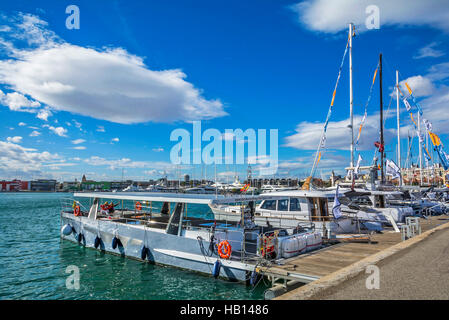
[{"xmin": 61, "ymin": 213, "xmax": 249, "ymax": 281}]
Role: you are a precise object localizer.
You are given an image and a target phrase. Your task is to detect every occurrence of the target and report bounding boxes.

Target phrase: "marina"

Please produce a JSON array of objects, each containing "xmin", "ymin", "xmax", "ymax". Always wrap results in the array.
[{"xmin": 1, "ymin": 1, "xmax": 449, "ymax": 304}]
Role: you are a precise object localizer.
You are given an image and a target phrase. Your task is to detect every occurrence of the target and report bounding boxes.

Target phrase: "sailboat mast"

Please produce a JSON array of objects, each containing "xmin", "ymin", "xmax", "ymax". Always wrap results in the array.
[
  {"xmin": 349, "ymin": 23, "xmax": 354, "ymax": 168},
  {"xmin": 379, "ymin": 53, "xmax": 385, "ymax": 184},
  {"xmin": 418, "ymin": 111, "xmax": 423, "ymax": 185},
  {"xmin": 396, "ymin": 70, "xmax": 402, "ymax": 186}
]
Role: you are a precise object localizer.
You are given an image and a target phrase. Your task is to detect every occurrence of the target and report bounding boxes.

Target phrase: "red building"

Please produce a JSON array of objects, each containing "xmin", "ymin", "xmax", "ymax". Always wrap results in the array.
[{"xmin": 0, "ymin": 180, "xmax": 30, "ymax": 192}]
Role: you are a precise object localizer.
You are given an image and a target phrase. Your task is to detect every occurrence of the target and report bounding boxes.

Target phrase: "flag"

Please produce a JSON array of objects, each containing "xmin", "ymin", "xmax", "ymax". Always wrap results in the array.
[
  {"xmin": 240, "ymin": 183, "xmax": 250, "ymax": 192},
  {"xmin": 429, "ymin": 132, "xmax": 441, "ymax": 147},
  {"xmin": 354, "ymin": 154, "xmax": 363, "ymax": 176},
  {"xmin": 332, "ymin": 185, "xmax": 342, "ymax": 219},
  {"xmin": 386, "ymin": 159, "xmax": 401, "ymax": 180},
  {"xmin": 423, "ymin": 118, "xmax": 432, "ymax": 132},
  {"xmin": 405, "ymin": 82, "xmax": 413, "ymax": 95},
  {"xmin": 403, "ymin": 98, "xmax": 412, "ymax": 111}
]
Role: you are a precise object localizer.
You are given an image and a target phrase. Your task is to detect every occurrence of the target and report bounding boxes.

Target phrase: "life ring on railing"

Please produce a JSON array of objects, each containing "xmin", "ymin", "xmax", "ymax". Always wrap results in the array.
[
  {"xmin": 217, "ymin": 240, "xmax": 232, "ymax": 259},
  {"xmin": 74, "ymin": 205, "xmax": 81, "ymax": 217},
  {"xmin": 135, "ymin": 201, "xmax": 142, "ymax": 211}
]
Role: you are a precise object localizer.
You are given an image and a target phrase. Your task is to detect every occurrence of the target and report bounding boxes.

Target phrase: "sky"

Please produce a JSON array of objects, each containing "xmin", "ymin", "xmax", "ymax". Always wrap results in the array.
[{"xmin": 1, "ymin": 0, "xmax": 449, "ymax": 182}]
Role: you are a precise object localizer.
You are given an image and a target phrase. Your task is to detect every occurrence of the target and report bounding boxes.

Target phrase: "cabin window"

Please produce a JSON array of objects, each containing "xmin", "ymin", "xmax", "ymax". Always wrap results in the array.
[
  {"xmin": 289, "ymin": 198, "xmax": 301, "ymax": 211},
  {"xmin": 277, "ymin": 199, "xmax": 288, "ymax": 211},
  {"xmin": 261, "ymin": 200, "xmax": 276, "ymax": 210}
]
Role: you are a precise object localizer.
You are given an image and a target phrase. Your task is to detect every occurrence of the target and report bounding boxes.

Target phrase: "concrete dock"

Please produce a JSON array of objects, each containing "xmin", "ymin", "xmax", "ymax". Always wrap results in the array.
[{"xmin": 259, "ymin": 215, "xmax": 449, "ymax": 299}]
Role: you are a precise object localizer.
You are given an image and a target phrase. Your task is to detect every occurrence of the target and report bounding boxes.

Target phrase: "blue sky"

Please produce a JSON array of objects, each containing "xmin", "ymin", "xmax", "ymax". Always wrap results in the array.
[{"xmin": 1, "ymin": 0, "xmax": 449, "ymax": 182}]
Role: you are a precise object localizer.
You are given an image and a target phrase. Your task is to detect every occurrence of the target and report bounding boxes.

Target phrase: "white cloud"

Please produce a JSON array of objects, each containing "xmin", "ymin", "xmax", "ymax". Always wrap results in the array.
[
  {"xmin": 71, "ymin": 139, "xmax": 86, "ymax": 145},
  {"xmin": 291, "ymin": 0, "xmax": 449, "ymax": 33},
  {"xmin": 96, "ymin": 125, "xmax": 105, "ymax": 132},
  {"xmin": 398, "ymin": 63, "xmax": 449, "ymax": 134},
  {"xmin": 6, "ymin": 136, "xmax": 23, "ymax": 143},
  {"xmin": 84, "ymin": 156, "xmax": 170, "ymax": 171},
  {"xmin": 0, "ymin": 139, "xmax": 59, "ymax": 178},
  {"xmin": 36, "ymin": 108, "xmax": 52, "ymax": 121},
  {"xmin": 111, "ymin": 137, "xmax": 119, "ymax": 143},
  {"xmin": 414, "ymin": 42, "xmax": 445, "ymax": 59},
  {"xmin": 0, "ymin": 90, "xmax": 40, "ymax": 111},
  {"xmin": 18, "ymin": 122, "xmax": 26, "ymax": 126},
  {"xmin": 0, "ymin": 14, "xmax": 227, "ymax": 124},
  {"xmin": 152, "ymin": 147, "xmax": 164, "ymax": 152},
  {"xmin": 285, "ymin": 114, "xmax": 395, "ymax": 151},
  {"xmin": 399, "ymin": 75, "xmax": 435, "ymax": 98},
  {"xmin": 72, "ymin": 146, "xmax": 86, "ymax": 150},
  {"xmin": 43, "ymin": 124, "xmax": 68, "ymax": 137},
  {"xmin": 29, "ymin": 130, "xmax": 41, "ymax": 137}
]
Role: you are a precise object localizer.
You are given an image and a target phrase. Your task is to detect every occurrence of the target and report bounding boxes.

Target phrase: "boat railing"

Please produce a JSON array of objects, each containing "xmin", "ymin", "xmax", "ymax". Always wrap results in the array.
[{"xmin": 60, "ymin": 197, "xmax": 89, "ymax": 215}]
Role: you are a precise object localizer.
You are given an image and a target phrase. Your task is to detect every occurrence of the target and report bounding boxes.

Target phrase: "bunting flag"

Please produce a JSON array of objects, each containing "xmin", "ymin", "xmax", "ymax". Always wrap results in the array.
[
  {"xmin": 409, "ymin": 112, "xmax": 417, "ymax": 127},
  {"xmin": 405, "ymin": 82, "xmax": 413, "ymax": 95},
  {"xmin": 386, "ymin": 159, "xmax": 401, "ymax": 180},
  {"xmin": 354, "ymin": 154, "xmax": 363, "ymax": 176},
  {"xmin": 301, "ymin": 176, "xmax": 312, "ymax": 190},
  {"xmin": 240, "ymin": 183, "xmax": 250, "ymax": 192},
  {"xmin": 403, "ymin": 97, "xmax": 412, "ymax": 112},
  {"xmin": 332, "ymin": 185, "xmax": 342, "ymax": 219},
  {"xmin": 310, "ymin": 33, "xmax": 350, "ymax": 178},
  {"xmin": 355, "ymin": 63, "xmax": 379, "ymax": 149},
  {"xmin": 424, "ymin": 147, "xmax": 431, "ymax": 162},
  {"xmin": 404, "ymin": 82, "xmax": 423, "ymax": 115},
  {"xmin": 435, "ymin": 145, "xmax": 449, "ymax": 170},
  {"xmin": 429, "ymin": 132, "xmax": 441, "ymax": 146},
  {"xmin": 423, "ymin": 118, "xmax": 432, "ymax": 132}
]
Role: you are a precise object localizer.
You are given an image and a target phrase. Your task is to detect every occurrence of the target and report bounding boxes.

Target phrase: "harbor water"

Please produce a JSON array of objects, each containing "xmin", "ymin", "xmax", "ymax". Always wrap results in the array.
[{"xmin": 0, "ymin": 193, "xmax": 267, "ymax": 300}]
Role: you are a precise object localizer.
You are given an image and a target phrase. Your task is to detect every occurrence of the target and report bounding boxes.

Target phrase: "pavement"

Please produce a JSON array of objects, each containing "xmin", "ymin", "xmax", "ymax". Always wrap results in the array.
[{"xmin": 311, "ymin": 221, "xmax": 449, "ymax": 300}]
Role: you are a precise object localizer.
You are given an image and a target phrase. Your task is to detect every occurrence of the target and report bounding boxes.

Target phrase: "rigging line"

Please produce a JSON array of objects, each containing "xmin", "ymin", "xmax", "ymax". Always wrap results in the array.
[
  {"xmin": 310, "ymin": 33, "xmax": 350, "ymax": 178},
  {"xmin": 354, "ymin": 62, "xmax": 379, "ymax": 154}
]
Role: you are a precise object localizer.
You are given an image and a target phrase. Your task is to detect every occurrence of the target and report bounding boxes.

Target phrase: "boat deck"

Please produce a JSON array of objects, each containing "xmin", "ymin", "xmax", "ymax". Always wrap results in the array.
[{"xmin": 258, "ymin": 215, "xmax": 448, "ymax": 284}]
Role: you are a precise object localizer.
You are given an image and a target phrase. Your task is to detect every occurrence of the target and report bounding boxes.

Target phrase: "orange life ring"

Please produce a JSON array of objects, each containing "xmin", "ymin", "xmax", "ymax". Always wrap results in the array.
[
  {"xmin": 217, "ymin": 240, "xmax": 232, "ymax": 259},
  {"xmin": 74, "ymin": 205, "xmax": 81, "ymax": 217},
  {"xmin": 135, "ymin": 201, "xmax": 142, "ymax": 211}
]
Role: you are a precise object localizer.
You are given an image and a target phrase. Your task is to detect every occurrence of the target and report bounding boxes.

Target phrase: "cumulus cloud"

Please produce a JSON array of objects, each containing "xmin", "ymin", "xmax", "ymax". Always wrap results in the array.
[
  {"xmin": 6, "ymin": 136, "xmax": 23, "ymax": 143},
  {"xmin": 43, "ymin": 124, "xmax": 68, "ymax": 137},
  {"xmin": 0, "ymin": 14, "xmax": 227, "ymax": 124},
  {"xmin": 398, "ymin": 63, "xmax": 449, "ymax": 134},
  {"xmin": 291, "ymin": 0, "xmax": 449, "ymax": 33},
  {"xmin": 0, "ymin": 139, "xmax": 59, "ymax": 178},
  {"xmin": 0, "ymin": 90, "xmax": 40, "ymax": 111},
  {"xmin": 285, "ymin": 114, "xmax": 395, "ymax": 151},
  {"xmin": 18, "ymin": 122, "xmax": 26, "ymax": 126},
  {"xmin": 29, "ymin": 130, "xmax": 41, "ymax": 137},
  {"xmin": 36, "ymin": 108, "xmax": 52, "ymax": 121},
  {"xmin": 399, "ymin": 75, "xmax": 435, "ymax": 97}
]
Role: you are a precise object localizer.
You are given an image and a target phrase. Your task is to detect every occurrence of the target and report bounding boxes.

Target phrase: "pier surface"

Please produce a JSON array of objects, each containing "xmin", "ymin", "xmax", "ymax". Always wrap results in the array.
[
  {"xmin": 310, "ymin": 224, "xmax": 449, "ymax": 299},
  {"xmin": 265, "ymin": 216, "xmax": 449, "ymax": 299}
]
